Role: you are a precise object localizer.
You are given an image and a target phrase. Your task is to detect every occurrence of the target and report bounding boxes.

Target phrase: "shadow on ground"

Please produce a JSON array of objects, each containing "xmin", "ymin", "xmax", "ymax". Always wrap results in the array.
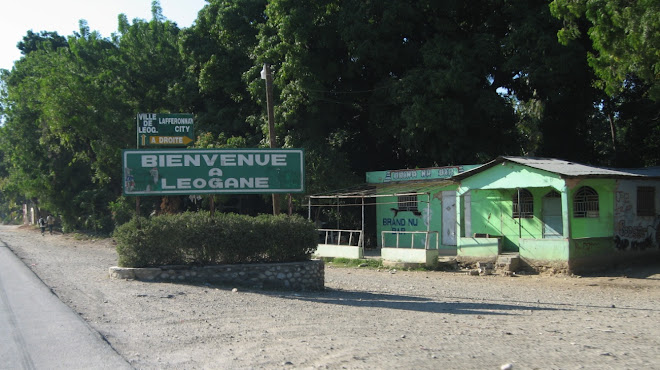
[{"xmin": 272, "ymin": 289, "xmax": 566, "ymax": 315}]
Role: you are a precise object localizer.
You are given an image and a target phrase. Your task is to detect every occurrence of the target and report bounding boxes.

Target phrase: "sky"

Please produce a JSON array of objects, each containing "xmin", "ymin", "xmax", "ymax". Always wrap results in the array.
[{"xmin": 1, "ymin": 0, "xmax": 208, "ymax": 71}]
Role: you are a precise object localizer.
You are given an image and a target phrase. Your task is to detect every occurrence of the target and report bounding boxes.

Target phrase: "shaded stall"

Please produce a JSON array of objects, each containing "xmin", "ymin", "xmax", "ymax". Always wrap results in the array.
[{"xmin": 307, "ymin": 166, "xmax": 478, "ymax": 265}]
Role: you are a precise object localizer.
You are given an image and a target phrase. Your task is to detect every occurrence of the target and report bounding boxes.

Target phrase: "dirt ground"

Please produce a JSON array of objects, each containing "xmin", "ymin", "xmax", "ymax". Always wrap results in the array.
[{"xmin": 2, "ymin": 224, "xmax": 660, "ymax": 370}]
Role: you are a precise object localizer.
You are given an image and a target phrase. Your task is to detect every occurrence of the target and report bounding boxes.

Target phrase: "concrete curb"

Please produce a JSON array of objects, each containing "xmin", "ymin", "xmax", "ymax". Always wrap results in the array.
[{"xmin": 109, "ymin": 260, "xmax": 325, "ymax": 291}]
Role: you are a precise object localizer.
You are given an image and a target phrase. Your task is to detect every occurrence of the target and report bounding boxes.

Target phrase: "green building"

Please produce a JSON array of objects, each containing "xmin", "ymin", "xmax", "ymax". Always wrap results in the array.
[
  {"xmin": 453, "ymin": 157, "xmax": 660, "ymax": 273},
  {"xmin": 309, "ymin": 156, "xmax": 660, "ymax": 273}
]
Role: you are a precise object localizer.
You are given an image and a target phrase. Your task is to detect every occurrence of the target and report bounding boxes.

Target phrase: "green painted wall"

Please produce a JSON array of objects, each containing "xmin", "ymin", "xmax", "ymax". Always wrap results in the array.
[
  {"xmin": 459, "ymin": 164, "xmax": 621, "ymax": 255},
  {"xmin": 376, "ymin": 185, "xmax": 455, "ymax": 249},
  {"xmin": 469, "ymin": 188, "xmax": 561, "ymax": 251},
  {"xmin": 458, "ymin": 162, "xmax": 565, "ymax": 193},
  {"xmin": 519, "ymin": 238, "xmax": 570, "ymax": 261},
  {"xmin": 458, "ymin": 237, "xmax": 501, "ymax": 258},
  {"xmin": 458, "ymin": 162, "xmax": 567, "ymax": 252},
  {"xmin": 568, "ymin": 179, "xmax": 616, "ymax": 239},
  {"xmin": 368, "ymin": 166, "xmax": 479, "ymax": 250}
]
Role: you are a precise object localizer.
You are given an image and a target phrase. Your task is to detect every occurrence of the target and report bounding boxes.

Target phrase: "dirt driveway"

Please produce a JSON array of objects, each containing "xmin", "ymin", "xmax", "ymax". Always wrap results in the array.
[{"xmin": 1, "ymin": 224, "xmax": 659, "ymax": 369}]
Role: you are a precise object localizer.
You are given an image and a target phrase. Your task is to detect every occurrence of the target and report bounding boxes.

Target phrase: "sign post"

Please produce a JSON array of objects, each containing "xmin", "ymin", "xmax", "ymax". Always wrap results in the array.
[{"xmin": 135, "ymin": 113, "xmax": 195, "ymax": 216}]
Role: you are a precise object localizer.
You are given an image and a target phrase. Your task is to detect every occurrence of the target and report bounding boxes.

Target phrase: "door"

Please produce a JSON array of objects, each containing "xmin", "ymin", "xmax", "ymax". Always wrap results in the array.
[
  {"xmin": 542, "ymin": 191, "xmax": 563, "ymax": 238},
  {"xmin": 442, "ymin": 191, "xmax": 457, "ymax": 245}
]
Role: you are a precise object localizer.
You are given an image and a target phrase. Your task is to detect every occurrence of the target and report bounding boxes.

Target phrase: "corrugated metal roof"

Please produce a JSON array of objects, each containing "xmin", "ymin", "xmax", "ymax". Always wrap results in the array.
[
  {"xmin": 308, "ymin": 179, "xmax": 453, "ymax": 199},
  {"xmin": 308, "ymin": 156, "xmax": 660, "ymax": 201},
  {"xmin": 453, "ymin": 156, "xmax": 660, "ymax": 180}
]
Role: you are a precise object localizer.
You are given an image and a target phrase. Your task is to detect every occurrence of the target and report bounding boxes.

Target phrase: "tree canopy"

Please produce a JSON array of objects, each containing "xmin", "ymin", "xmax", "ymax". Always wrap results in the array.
[
  {"xmin": 0, "ymin": 0, "xmax": 657, "ymax": 231},
  {"xmin": 550, "ymin": 0, "xmax": 660, "ymax": 101}
]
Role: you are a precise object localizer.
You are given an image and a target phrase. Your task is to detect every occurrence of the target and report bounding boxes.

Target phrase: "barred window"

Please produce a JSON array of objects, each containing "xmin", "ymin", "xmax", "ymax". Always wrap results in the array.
[
  {"xmin": 545, "ymin": 190, "xmax": 561, "ymax": 198},
  {"xmin": 397, "ymin": 195, "xmax": 418, "ymax": 212},
  {"xmin": 637, "ymin": 186, "xmax": 656, "ymax": 216},
  {"xmin": 574, "ymin": 186, "xmax": 599, "ymax": 218},
  {"xmin": 513, "ymin": 189, "xmax": 534, "ymax": 218}
]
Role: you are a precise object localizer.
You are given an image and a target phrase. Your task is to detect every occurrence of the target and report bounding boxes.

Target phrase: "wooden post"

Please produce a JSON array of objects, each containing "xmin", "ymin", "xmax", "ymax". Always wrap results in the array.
[
  {"xmin": 263, "ymin": 63, "xmax": 280, "ymax": 215},
  {"xmin": 288, "ymin": 193, "xmax": 292, "ymax": 216}
]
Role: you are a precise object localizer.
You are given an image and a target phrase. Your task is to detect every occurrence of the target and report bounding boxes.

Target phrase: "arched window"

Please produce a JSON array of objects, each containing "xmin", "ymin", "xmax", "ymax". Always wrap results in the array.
[
  {"xmin": 513, "ymin": 189, "xmax": 534, "ymax": 218},
  {"xmin": 573, "ymin": 186, "xmax": 599, "ymax": 218},
  {"xmin": 545, "ymin": 190, "xmax": 561, "ymax": 199}
]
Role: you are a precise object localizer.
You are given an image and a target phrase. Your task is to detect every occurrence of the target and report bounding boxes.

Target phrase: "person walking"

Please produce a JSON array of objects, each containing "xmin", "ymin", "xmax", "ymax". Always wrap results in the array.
[
  {"xmin": 37, "ymin": 216, "xmax": 46, "ymax": 236},
  {"xmin": 46, "ymin": 215, "xmax": 55, "ymax": 235}
]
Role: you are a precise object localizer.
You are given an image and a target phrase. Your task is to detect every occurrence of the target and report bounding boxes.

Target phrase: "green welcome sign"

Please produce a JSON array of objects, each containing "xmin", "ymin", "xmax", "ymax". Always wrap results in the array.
[{"xmin": 123, "ymin": 149, "xmax": 304, "ymax": 196}]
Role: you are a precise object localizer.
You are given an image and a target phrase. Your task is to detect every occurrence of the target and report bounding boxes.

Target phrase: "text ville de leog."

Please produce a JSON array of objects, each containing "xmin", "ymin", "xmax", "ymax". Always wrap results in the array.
[{"xmin": 137, "ymin": 115, "xmax": 193, "ymax": 134}]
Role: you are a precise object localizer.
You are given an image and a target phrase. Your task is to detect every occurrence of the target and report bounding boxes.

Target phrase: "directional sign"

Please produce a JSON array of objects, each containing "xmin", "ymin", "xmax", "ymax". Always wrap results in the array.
[
  {"xmin": 137, "ymin": 113, "xmax": 194, "ymax": 148},
  {"xmin": 122, "ymin": 148, "xmax": 305, "ymax": 196},
  {"xmin": 142, "ymin": 136, "xmax": 194, "ymax": 146}
]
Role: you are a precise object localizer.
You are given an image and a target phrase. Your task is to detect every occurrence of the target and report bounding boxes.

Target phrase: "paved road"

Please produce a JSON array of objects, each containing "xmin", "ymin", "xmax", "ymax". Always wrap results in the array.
[{"xmin": 0, "ymin": 240, "xmax": 132, "ymax": 370}]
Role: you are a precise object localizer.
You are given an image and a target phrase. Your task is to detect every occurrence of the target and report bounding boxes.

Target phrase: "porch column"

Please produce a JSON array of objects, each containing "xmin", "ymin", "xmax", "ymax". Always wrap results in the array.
[
  {"xmin": 561, "ymin": 186, "xmax": 570, "ymax": 238},
  {"xmin": 426, "ymin": 193, "xmax": 431, "ymax": 233},
  {"xmin": 455, "ymin": 185, "xmax": 466, "ymax": 248},
  {"xmin": 361, "ymin": 197, "xmax": 365, "ymax": 248}
]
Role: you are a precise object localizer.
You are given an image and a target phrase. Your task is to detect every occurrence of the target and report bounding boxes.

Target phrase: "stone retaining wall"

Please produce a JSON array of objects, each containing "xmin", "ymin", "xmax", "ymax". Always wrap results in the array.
[{"xmin": 109, "ymin": 260, "xmax": 324, "ymax": 291}]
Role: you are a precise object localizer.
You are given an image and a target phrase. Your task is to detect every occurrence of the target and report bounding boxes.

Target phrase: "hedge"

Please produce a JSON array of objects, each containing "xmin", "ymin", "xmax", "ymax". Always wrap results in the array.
[{"xmin": 113, "ymin": 212, "xmax": 319, "ymax": 268}]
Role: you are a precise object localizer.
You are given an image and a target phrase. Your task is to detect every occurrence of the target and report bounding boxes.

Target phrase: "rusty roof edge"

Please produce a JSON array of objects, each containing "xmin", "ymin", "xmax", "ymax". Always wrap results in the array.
[
  {"xmin": 307, "ymin": 179, "xmax": 454, "ymax": 199},
  {"xmin": 453, "ymin": 156, "xmax": 660, "ymax": 180}
]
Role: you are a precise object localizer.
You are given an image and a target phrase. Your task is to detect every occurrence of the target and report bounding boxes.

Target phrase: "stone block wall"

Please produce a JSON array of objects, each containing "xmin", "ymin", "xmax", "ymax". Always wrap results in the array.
[{"xmin": 109, "ymin": 260, "xmax": 324, "ymax": 291}]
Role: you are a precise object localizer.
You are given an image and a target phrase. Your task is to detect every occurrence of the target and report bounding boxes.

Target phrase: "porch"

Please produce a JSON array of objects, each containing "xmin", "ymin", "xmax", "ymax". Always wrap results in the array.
[{"xmin": 307, "ymin": 180, "xmax": 456, "ymax": 267}]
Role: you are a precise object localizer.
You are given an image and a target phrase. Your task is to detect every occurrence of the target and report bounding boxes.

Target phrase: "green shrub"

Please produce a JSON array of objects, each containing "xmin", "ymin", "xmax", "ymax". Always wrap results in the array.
[
  {"xmin": 108, "ymin": 196, "xmax": 135, "ymax": 228},
  {"xmin": 113, "ymin": 212, "xmax": 318, "ymax": 268}
]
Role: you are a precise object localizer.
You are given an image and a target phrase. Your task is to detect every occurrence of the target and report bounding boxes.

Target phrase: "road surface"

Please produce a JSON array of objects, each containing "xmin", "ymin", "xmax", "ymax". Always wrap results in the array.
[{"xmin": 0, "ymin": 240, "xmax": 131, "ymax": 369}]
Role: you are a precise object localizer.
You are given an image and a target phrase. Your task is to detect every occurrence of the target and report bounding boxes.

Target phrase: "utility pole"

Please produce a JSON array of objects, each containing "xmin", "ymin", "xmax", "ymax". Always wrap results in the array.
[
  {"xmin": 262, "ymin": 63, "xmax": 280, "ymax": 215},
  {"xmin": 135, "ymin": 116, "xmax": 141, "ymax": 217}
]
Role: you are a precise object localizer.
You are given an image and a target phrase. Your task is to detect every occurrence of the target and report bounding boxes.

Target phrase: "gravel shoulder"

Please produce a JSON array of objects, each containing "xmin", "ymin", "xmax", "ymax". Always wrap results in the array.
[{"xmin": 2, "ymin": 224, "xmax": 660, "ymax": 369}]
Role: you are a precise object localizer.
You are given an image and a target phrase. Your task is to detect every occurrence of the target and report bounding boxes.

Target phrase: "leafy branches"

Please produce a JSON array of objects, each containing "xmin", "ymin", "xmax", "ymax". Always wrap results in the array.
[{"xmin": 551, "ymin": 0, "xmax": 660, "ymax": 100}]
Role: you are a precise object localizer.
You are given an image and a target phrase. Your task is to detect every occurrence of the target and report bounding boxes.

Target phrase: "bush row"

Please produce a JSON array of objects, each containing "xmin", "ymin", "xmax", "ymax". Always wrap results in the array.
[{"xmin": 113, "ymin": 212, "xmax": 318, "ymax": 268}]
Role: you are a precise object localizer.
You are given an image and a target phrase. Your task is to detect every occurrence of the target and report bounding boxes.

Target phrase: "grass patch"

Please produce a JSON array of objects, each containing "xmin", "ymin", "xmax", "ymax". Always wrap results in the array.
[
  {"xmin": 324, "ymin": 257, "xmax": 384, "ymax": 269},
  {"xmin": 69, "ymin": 231, "xmax": 108, "ymax": 241}
]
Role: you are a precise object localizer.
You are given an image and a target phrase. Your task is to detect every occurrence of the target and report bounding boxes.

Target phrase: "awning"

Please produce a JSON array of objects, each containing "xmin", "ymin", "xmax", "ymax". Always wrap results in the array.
[{"xmin": 307, "ymin": 179, "xmax": 454, "ymax": 200}]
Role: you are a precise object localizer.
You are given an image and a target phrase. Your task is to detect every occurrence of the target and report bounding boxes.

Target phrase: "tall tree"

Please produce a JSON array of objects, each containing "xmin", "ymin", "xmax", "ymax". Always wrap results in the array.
[
  {"xmin": 550, "ymin": 0, "xmax": 660, "ymax": 100},
  {"xmin": 250, "ymin": 0, "xmax": 519, "ymax": 171},
  {"xmin": 499, "ymin": 0, "xmax": 607, "ymax": 163},
  {"xmin": 16, "ymin": 30, "xmax": 68, "ymax": 55},
  {"xmin": 1, "ymin": 23, "xmax": 131, "ymax": 231},
  {"xmin": 179, "ymin": 0, "xmax": 265, "ymax": 138},
  {"xmin": 550, "ymin": 0, "xmax": 660, "ymax": 165},
  {"xmin": 115, "ymin": 3, "xmax": 187, "ymax": 113}
]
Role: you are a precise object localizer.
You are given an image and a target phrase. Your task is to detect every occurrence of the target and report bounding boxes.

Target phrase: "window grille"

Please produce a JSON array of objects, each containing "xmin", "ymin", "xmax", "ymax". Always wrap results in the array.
[
  {"xmin": 573, "ymin": 186, "xmax": 599, "ymax": 218},
  {"xmin": 545, "ymin": 190, "xmax": 561, "ymax": 198},
  {"xmin": 637, "ymin": 186, "xmax": 656, "ymax": 216},
  {"xmin": 513, "ymin": 189, "xmax": 534, "ymax": 218},
  {"xmin": 397, "ymin": 195, "xmax": 418, "ymax": 212}
]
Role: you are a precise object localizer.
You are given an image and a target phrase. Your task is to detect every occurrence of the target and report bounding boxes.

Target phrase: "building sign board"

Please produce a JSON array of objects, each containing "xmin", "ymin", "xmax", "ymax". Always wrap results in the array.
[
  {"xmin": 123, "ymin": 149, "xmax": 304, "ymax": 196},
  {"xmin": 137, "ymin": 113, "xmax": 194, "ymax": 147},
  {"xmin": 365, "ymin": 165, "xmax": 481, "ymax": 184}
]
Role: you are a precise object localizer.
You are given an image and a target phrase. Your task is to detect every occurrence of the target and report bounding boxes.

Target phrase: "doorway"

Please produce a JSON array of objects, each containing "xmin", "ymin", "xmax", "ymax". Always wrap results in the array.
[
  {"xmin": 542, "ymin": 191, "xmax": 563, "ymax": 238},
  {"xmin": 442, "ymin": 191, "xmax": 457, "ymax": 245}
]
